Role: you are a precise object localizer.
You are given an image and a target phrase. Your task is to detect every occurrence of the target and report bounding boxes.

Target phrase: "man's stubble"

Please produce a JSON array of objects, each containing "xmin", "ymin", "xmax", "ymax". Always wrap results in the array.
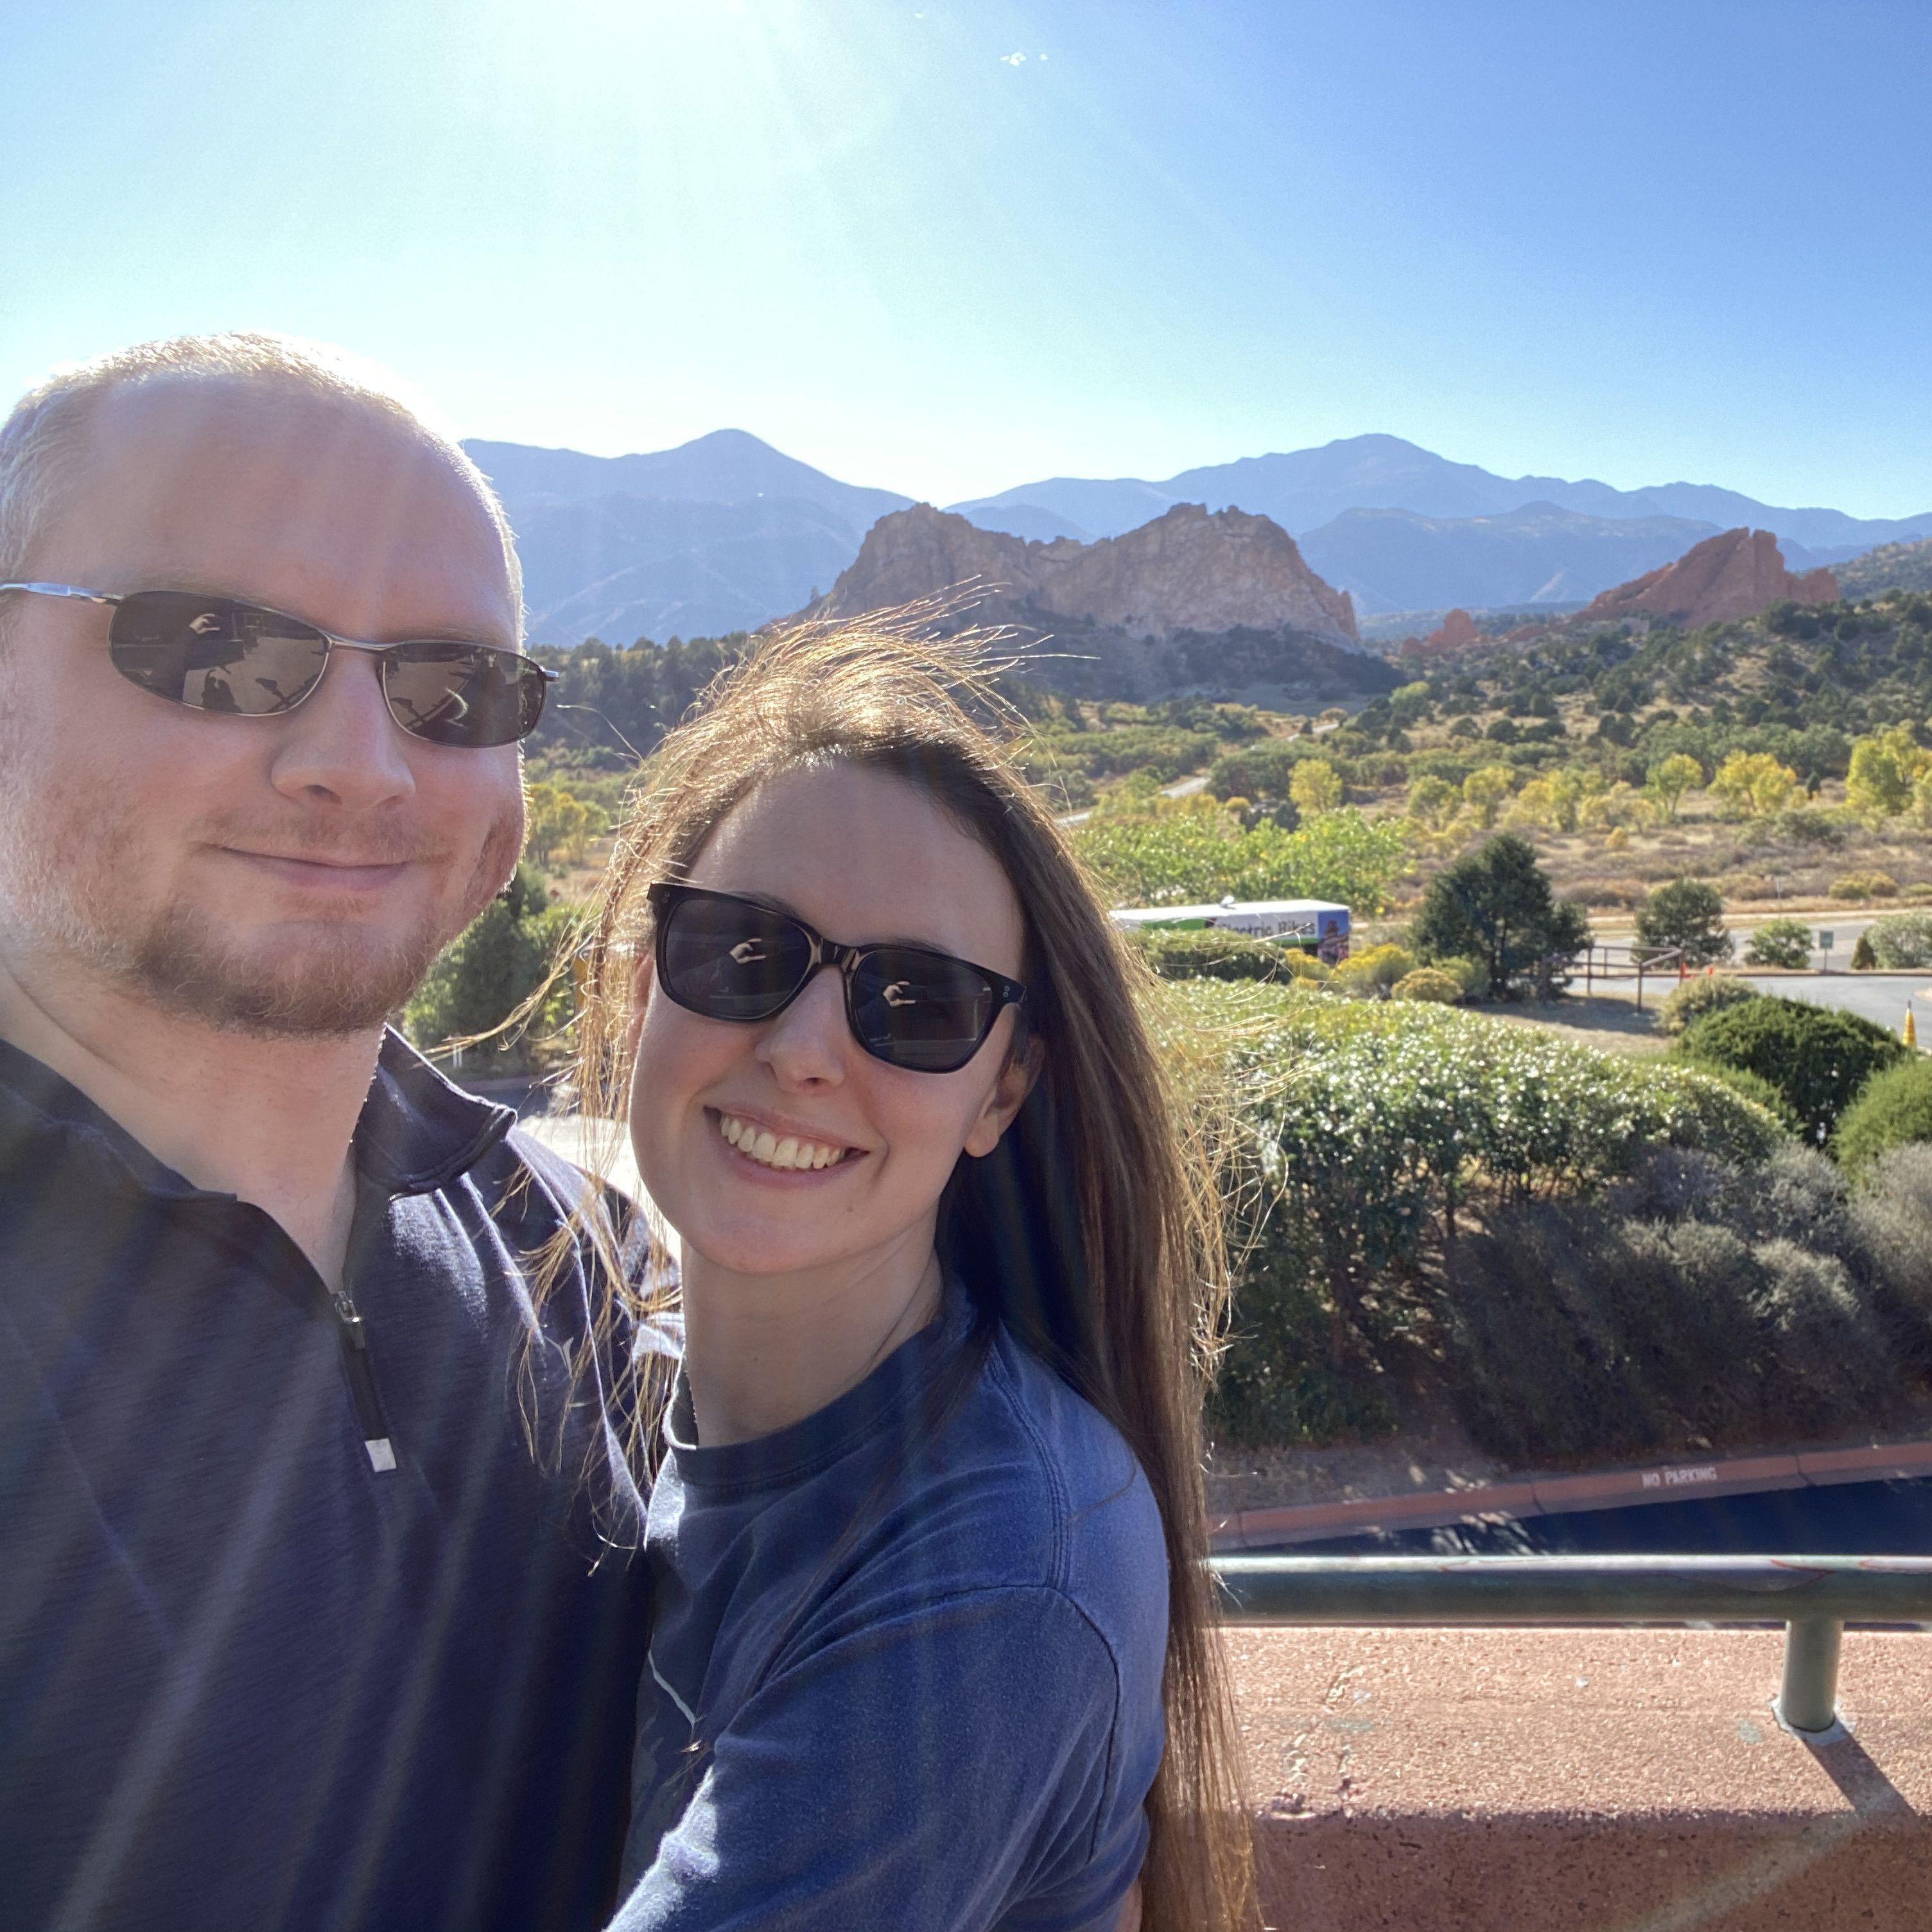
[{"xmin": 0, "ymin": 688, "xmax": 523, "ymax": 1040}]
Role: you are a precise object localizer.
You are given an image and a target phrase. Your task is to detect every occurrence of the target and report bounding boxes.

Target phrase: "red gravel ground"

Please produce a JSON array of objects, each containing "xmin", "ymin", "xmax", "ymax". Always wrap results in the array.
[{"xmin": 1230, "ymin": 1626, "xmax": 1932, "ymax": 1931}]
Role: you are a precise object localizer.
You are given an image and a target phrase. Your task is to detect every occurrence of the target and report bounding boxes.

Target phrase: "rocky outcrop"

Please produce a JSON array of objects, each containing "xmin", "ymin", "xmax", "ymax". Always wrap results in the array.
[
  {"xmin": 1575, "ymin": 528, "xmax": 1838, "ymax": 629},
  {"xmin": 811, "ymin": 501, "xmax": 1360, "ymax": 647},
  {"xmin": 1426, "ymin": 609, "xmax": 1482, "ymax": 651}
]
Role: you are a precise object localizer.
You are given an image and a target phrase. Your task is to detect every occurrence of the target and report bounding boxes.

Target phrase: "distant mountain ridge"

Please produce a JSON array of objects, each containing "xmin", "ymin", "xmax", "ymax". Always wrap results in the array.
[
  {"xmin": 952, "ymin": 433, "xmax": 1932, "ymax": 553},
  {"xmin": 464, "ymin": 426, "xmax": 1929, "ymax": 645},
  {"xmin": 464, "ymin": 430, "xmax": 912, "ymax": 641},
  {"xmin": 1295, "ymin": 502, "xmax": 1736, "ymax": 616}
]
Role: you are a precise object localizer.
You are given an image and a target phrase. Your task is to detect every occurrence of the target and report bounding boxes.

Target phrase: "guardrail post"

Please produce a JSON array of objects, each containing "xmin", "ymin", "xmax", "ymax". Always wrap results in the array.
[{"xmin": 1777, "ymin": 1617, "xmax": 1843, "ymax": 1736}]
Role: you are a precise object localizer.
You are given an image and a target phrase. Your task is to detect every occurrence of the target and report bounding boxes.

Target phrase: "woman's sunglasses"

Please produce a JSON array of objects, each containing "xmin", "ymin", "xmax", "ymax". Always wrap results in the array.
[
  {"xmin": 647, "ymin": 882, "xmax": 1029, "ymax": 1075},
  {"xmin": 0, "ymin": 582, "xmax": 552, "ymax": 749}
]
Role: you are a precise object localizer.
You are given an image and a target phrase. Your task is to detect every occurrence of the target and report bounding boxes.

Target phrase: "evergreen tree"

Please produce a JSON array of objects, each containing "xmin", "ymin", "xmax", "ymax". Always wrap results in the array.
[{"xmin": 1412, "ymin": 835, "xmax": 1588, "ymax": 994}]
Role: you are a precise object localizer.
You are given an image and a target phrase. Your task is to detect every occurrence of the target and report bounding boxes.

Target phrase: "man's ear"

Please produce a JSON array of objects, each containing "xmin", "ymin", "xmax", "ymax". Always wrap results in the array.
[{"xmin": 962, "ymin": 1031, "xmax": 1043, "ymax": 1160}]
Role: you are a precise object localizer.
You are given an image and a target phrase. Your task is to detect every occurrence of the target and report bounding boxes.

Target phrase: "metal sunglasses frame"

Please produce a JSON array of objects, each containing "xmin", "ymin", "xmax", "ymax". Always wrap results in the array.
[
  {"xmin": 0, "ymin": 580, "xmax": 554, "ymax": 742},
  {"xmin": 647, "ymin": 880, "xmax": 1029, "ymax": 1073}
]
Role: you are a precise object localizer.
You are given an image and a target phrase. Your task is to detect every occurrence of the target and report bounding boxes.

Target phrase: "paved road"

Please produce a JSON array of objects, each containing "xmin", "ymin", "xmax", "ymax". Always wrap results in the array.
[{"xmin": 1743, "ymin": 971, "xmax": 1932, "ymax": 1032}]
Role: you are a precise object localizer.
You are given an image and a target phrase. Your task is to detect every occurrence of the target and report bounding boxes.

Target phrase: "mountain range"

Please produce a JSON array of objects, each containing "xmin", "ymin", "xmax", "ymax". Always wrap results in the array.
[{"xmin": 464, "ymin": 429, "xmax": 1932, "ymax": 644}]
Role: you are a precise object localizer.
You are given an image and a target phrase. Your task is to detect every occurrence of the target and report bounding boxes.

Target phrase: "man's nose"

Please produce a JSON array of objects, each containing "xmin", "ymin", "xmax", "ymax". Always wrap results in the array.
[{"xmin": 266, "ymin": 645, "xmax": 417, "ymax": 810}]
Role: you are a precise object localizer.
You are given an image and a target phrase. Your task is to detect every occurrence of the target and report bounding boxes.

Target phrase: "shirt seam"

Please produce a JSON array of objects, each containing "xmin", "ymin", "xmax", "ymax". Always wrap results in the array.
[{"xmin": 981, "ymin": 1335, "xmax": 1074, "ymax": 1592}]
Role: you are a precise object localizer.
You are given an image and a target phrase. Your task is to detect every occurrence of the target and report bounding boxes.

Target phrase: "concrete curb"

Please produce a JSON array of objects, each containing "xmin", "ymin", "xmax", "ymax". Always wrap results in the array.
[{"xmin": 1210, "ymin": 1438, "xmax": 1932, "ymax": 1551}]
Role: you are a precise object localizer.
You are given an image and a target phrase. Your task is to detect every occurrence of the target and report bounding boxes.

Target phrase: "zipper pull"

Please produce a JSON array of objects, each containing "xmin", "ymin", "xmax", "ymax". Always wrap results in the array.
[{"xmin": 330, "ymin": 1287, "xmax": 397, "ymax": 1474}]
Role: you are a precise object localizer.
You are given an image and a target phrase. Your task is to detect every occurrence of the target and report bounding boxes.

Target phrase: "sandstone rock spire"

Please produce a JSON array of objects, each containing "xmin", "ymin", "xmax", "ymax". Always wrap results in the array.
[
  {"xmin": 1574, "ymin": 528, "xmax": 1838, "ymax": 629},
  {"xmin": 808, "ymin": 501, "xmax": 1361, "ymax": 647}
]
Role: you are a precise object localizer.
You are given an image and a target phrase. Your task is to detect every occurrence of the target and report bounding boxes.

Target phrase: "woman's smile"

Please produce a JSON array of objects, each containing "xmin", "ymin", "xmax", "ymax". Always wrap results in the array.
[{"xmin": 709, "ymin": 1105, "xmax": 864, "ymax": 1177}]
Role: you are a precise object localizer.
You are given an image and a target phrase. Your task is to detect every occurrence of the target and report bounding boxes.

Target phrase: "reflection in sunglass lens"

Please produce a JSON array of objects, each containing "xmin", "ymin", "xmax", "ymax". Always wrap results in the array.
[
  {"xmin": 109, "ymin": 592, "xmax": 329, "ymax": 716},
  {"xmin": 382, "ymin": 641, "xmax": 545, "ymax": 749},
  {"xmin": 850, "ymin": 950, "xmax": 996, "ymax": 1072},
  {"xmin": 661, "ymin": 896, "xmax": 815, "ymax": 1020}
]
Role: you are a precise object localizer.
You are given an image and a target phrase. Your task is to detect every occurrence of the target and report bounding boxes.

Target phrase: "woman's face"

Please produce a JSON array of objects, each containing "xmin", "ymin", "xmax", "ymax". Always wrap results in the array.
[{"xmin": 628, "ymin": 761, "xmax": 1035, "ymax": 1285}]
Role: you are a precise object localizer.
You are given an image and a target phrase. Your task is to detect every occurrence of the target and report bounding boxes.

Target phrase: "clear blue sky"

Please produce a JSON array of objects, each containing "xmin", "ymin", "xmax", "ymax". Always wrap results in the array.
[{"xmin": 4, "ymin": 0, "xmax": 1928, "ymax": 514}]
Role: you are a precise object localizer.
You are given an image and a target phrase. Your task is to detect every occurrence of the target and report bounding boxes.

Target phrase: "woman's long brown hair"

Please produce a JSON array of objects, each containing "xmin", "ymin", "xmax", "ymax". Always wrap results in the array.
[{"xmin": 548, "ymin": 616, "xmax": 1258, "ymax": 1932}]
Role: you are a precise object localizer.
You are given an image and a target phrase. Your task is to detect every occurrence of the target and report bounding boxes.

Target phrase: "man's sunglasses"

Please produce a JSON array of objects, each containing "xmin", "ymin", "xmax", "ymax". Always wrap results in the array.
[
  {"xmin": 647, "ymin": 882, "xmax": 1029, "ymax": 1075},
  {"xmin": 0, "ymin": 583, "xmax": 552, "ymax": 749}
]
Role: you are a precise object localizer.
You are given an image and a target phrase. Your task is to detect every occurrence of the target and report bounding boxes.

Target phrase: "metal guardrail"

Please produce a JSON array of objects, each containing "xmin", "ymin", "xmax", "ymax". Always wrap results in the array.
[{"xmin": 1210, "ymin": 1554, "xmax": 1932, "ymax": 1737}]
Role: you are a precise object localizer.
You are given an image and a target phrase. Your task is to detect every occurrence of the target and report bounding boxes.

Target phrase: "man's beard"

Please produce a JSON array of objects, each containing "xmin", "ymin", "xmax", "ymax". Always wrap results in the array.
[
  {"xmin": 126, "ymin": 898, "xmax": 462, "ymax": 1037},
  {"xmin": 0, "ymin": 752, "xmax": 524, "ymax": 1041}
]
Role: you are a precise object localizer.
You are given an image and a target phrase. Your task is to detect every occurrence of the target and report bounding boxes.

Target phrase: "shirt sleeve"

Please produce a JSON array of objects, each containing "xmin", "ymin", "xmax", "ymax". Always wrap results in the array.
[{"xmin": 607, "ymin": 1583, "xmax": 1151, "ymax": 1932}]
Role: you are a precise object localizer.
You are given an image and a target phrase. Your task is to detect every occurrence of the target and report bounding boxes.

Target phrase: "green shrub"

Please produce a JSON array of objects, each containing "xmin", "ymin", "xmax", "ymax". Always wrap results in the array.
[
  {"xmin": 1281, "ymin": 949, "xmax": 1331, "ymax": 982},
  {"xmin": 1852, "ymin": 932, "xmax": 1878, "ymax": 970},
  {"xmin": 1865, "ymin": 912, "xmax": 1932, "ymax": 968},
  {"xmin": 1680, "ymin": 1061, "xmax": 1804, "ymax": 1137},
  {"xmin": 1208, "ymin": 1203, "xmax": 1396, "ymax": 1447},
  {"xmin": 1391, "ymin": 968, "xmax": 1463, "ymax": 1004},
  {"xmin": 1129, "ymin": 926, "xmax": 1296, "ymax": 984},
  {"xmin": 1750, "ymin": 1240, "xmax": 1895, "ymax": 1429},
  {"xmin": 1230, "ymin": 996, "xmax": 1784, "ymax": 1307},
  {"xmin": 1743, "ymin": 917, "xmax": 1814, "ymax": 970},
  {"xmin": 1438, "ymin": 1157, "xmax": 1897, "ymax": 1463},
  {"xmin": 1658, "ymin": 975, "xmax": 1759, "ymax": 1036},
  {"xmin": 1836, "ymin": 1057, "xmax": 1932, "ymax": 1173},
  {"xmin": 1849, "ymin": 1145, "xmax": 1932, "ymax": 1354},
  {"xmin": 1830, "ymin": 869, "xmax": 1899, "ymax": 901},
  {"xmin": 1434, "ymin": 955, "xmax": 1492, "ymax": 1001},
  {"xmin": 1680, "ymin": 995, "xmax": 1908, "ymax": 1144},
  {"xmin": 1329, "ymin": 944, "xmax": 1416, "ymax": 996}
]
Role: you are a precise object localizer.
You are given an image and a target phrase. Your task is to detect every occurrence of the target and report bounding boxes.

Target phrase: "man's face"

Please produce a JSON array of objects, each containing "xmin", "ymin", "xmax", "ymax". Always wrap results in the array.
[{"xmin": 0, "ymin": 378, "xmax": 526, "ymax": 1038}]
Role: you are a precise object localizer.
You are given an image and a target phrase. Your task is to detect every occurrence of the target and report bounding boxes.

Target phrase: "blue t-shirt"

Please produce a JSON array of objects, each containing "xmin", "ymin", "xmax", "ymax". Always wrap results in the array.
[{"xmin": 611, "ymin": 1285, "xmax": 1168, "ymax": 1932}]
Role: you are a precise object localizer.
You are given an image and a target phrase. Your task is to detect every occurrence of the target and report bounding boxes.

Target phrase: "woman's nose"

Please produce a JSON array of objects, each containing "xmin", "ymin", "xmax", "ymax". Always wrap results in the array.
[{"xmin": 754, "ymin": 964, "xmax": 850, "ymax": 1086}]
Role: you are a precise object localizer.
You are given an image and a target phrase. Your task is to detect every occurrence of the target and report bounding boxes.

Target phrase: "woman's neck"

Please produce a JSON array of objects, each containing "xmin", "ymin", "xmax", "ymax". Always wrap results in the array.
[{"xmin": 678, "ymin": 1229, "xmax": 946, "ymax": 1448}]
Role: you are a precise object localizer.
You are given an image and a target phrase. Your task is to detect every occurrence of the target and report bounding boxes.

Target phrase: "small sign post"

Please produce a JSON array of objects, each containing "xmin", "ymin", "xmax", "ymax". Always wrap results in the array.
[{"xmin": 1818, "ymin": 930, "xmax": 1834, "ymax": 973}]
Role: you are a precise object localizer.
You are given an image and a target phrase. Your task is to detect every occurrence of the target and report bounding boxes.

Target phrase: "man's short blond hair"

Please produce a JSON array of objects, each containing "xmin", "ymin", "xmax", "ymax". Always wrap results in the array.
[{"xmin": 0, "ymin": 331, "xmax": 523, "ymax": 628}]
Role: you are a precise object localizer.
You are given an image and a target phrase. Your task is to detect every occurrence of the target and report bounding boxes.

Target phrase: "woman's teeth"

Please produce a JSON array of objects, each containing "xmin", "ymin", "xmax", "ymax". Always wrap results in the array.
[{"xmin": 717, "ymin": 1112, "xmax": 849, "ymax": 1171}]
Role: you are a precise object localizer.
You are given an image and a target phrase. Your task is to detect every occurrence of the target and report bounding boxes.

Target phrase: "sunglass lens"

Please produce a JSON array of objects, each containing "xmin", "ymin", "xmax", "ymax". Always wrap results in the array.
[
  {"xmin": 661, "ymin": 896, "xmax": 814, "ymax": 1021},
  {"xmin": 850, "ymin": 950, "xmax": 997, "ymax": 1072},
  {"xmin": 383, "ymin": 642, "xmax": 546, "ymax": 749},
  {"xmin": 109, "ymin": 592, "xmax": 328, "ymax": 716}
]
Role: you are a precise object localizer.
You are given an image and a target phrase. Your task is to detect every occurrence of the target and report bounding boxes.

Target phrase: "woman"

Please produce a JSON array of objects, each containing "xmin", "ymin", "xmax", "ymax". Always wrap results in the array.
[{"xmin": 560, "ymin": 623, "xmax": 1254, "ymax": 1932}]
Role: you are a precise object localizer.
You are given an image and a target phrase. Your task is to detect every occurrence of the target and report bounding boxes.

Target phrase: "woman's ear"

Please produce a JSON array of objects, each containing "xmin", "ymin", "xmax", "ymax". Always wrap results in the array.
[
  {"xmin": 623, "ymin": 957, "xmax": 654, "ymax": 1061},
  {"xmin": 962, "ymin": 1031, "xmax": 1043, "ymax": 1160}
]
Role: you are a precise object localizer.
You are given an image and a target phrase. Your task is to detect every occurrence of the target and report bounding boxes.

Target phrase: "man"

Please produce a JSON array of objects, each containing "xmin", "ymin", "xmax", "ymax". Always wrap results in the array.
[{"xmin": 0, "ymin": 335, "xmax": 651, "ymax": 1931}]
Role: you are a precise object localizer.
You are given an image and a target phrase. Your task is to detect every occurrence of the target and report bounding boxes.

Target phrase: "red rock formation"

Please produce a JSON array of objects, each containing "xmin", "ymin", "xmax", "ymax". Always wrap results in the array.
[
  {"xmin": 1427, "ymin": 609, "xmax": 1481, "ymax": 650},
  {"xmin": 811, "ymin": 501, "xmax": 1360, "ymax": 646},
  {"xmin": 1574, "ymin": 528, "xmax": 1838, "ymax": 629}
]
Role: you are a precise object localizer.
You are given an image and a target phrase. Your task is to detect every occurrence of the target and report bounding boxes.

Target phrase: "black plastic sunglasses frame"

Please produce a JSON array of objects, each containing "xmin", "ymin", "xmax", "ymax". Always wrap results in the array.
[
  {"xmin": 647, "ymin": 881, "xmax": 1029, "ymax": 1075},
  {"xmin": 0, "ymin": 581, "xmax": 553, "ymax": 749}
]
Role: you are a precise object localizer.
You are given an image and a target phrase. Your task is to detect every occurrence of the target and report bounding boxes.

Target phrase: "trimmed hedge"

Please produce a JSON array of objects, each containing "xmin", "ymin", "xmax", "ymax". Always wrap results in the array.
[
  {"xmin": 1680, "ymin": 995, "xmax": 1908, "ymax": 1144},
  {"xmin": 1168, "ymin": 979, "xmax": 1932, "ymax": 1464},
  {"xmin": 1206, "ymin": 993, "xmax": 1787, "ymax": 1447}
]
